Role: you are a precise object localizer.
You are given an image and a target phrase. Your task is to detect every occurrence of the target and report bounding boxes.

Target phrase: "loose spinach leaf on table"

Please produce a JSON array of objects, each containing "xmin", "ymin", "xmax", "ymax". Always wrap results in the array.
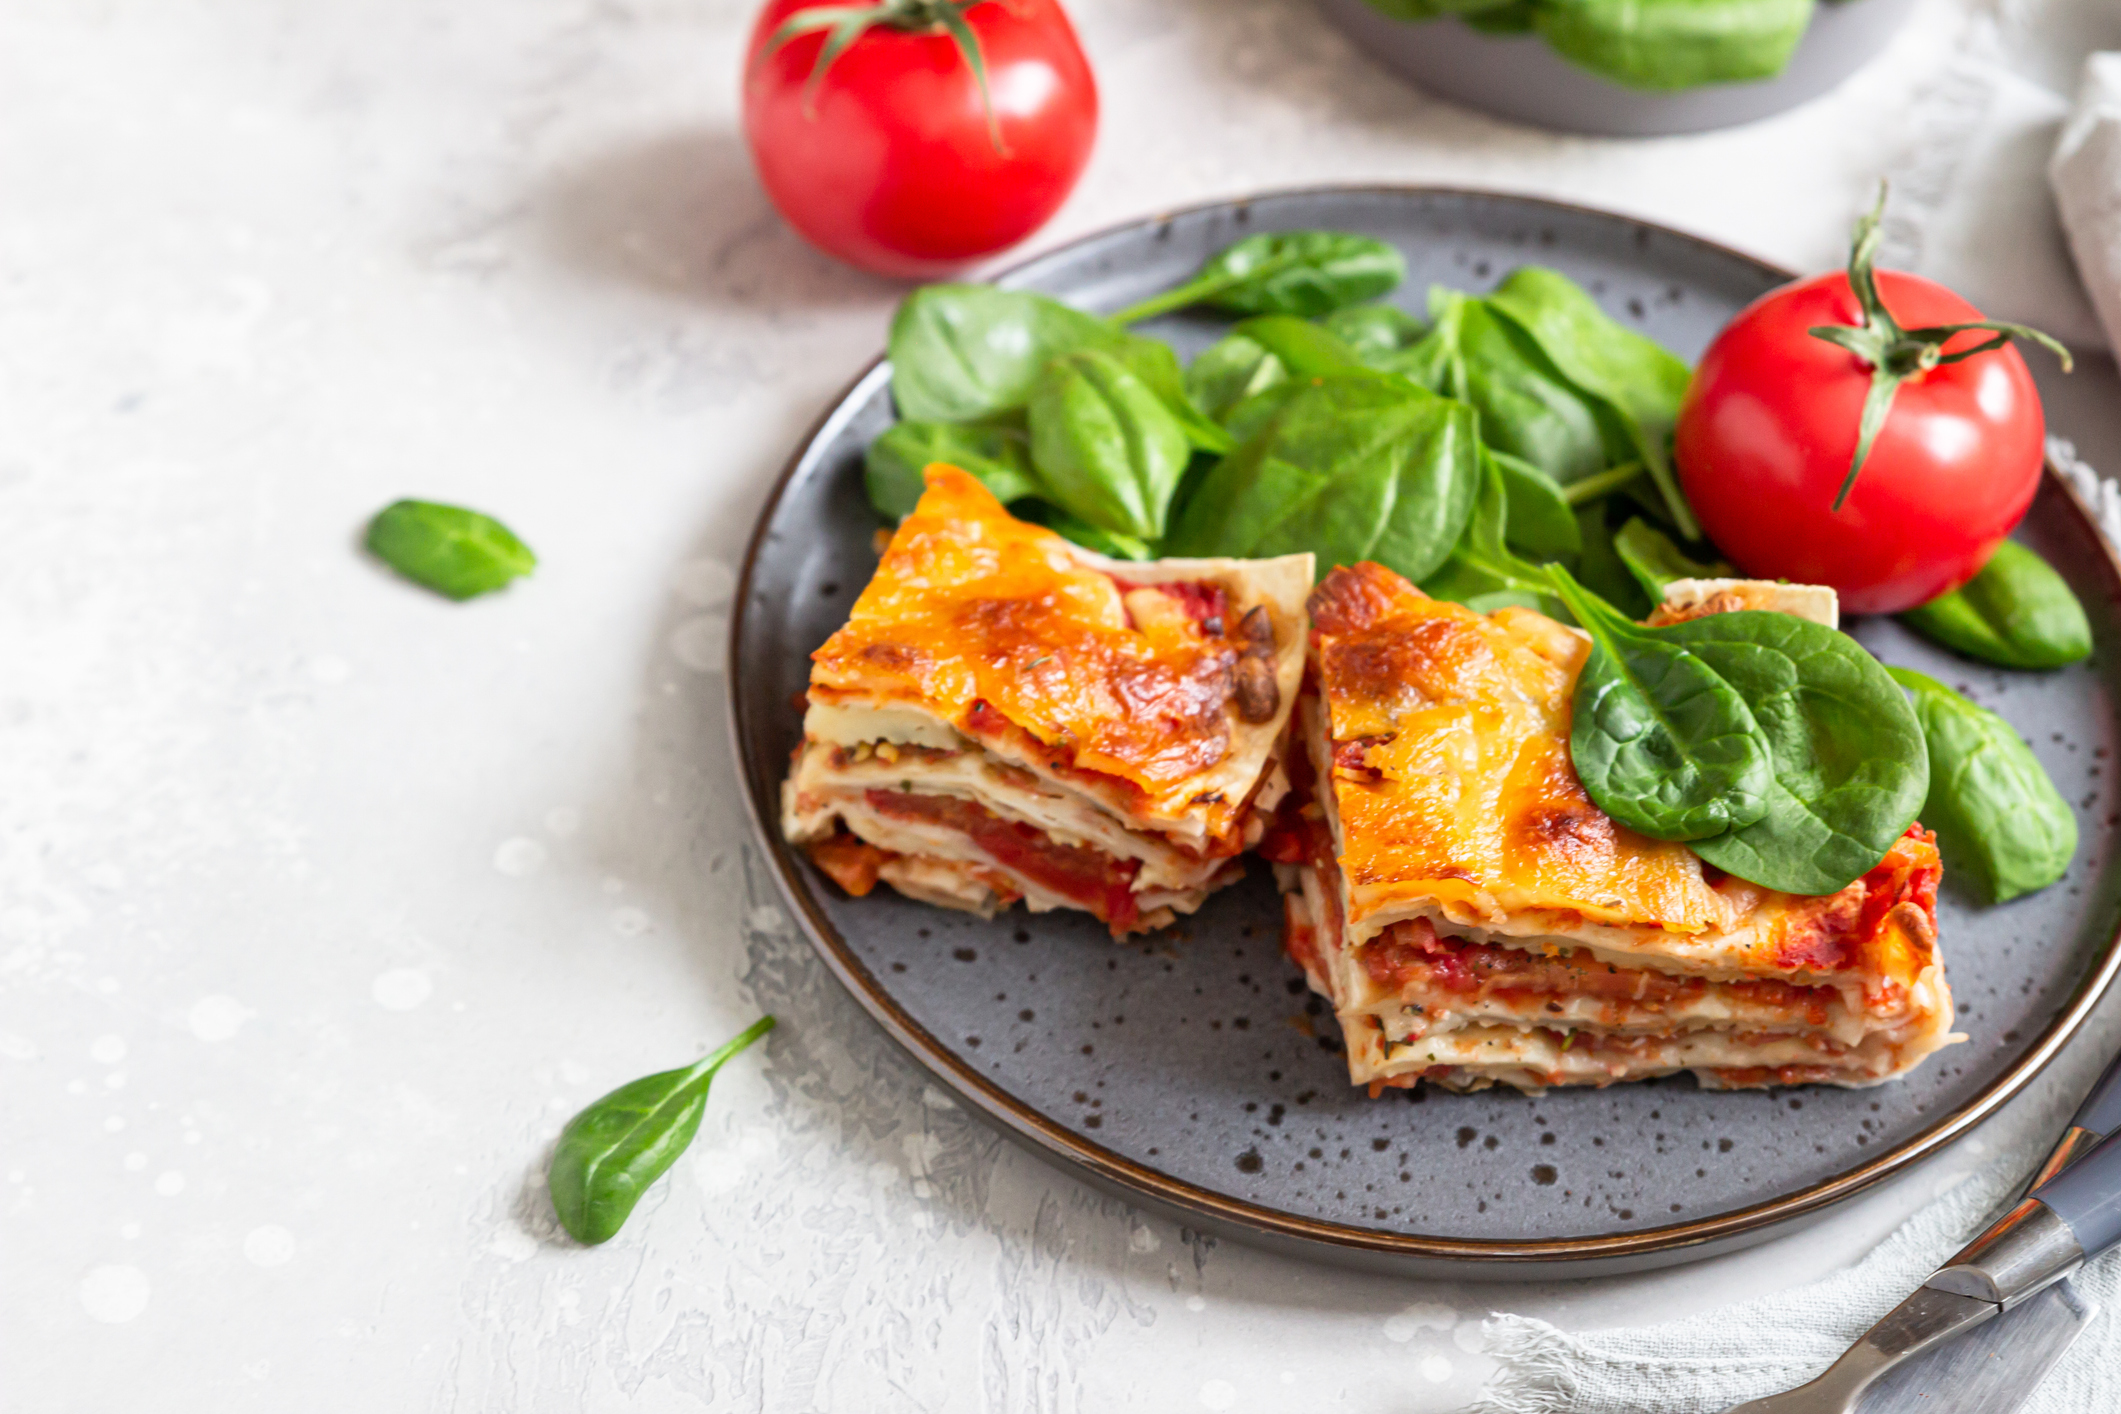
[
  {"xmin": 1185, "ymin": 333, "xmax": 1287, "ymax": 424},
  {"xmin": 1321, "ymin": 304, "xmax": 1429, "ymax": 366},
  {"xmin": 548, "ymin": 1016, "xmax": 776, "ymax": 1246},
  {"xmin": 1531, "ymin": 0, "xmax": 1814, "ymax": 93},
  {"xmin": 1671, "ymin": 613, "xmax": 1929, "ymax": 896},
  {"xmin": 1888, "ymin": 667, "xmax": 2077, "ymax": 903},
  {"xmin": 1900, "ymin": 540, "xmax": 2092, "ymax": 670},
  {"xmin": 864, "ymin": 421, "xmax": 1040, "ymax": 522},
  {"xmin": 1422, "ymin": 448, "xmax": 1570, "ymax": 615},
  {"xmin": 1483, "ymin": 267, "xmax": 1699, "ymax": 537},
  {"xmin": 1027, "ymin": 349, "xmax": 1195, "ymax": 542},
  {"xmin": 1165, "ymin": 371, "xmax": 1479, "ymax": 583},
  {"xmin": 1546, "ymin": 567, "xmax": 1776, "ymax": 842},
  {"xmin": 888, "ymin": 285, "xmax": 1230, "ymax": 452},
  {"xmin": 1109, "ymin": 231, "xmax": 1407, "ymax": 326},
  {"xmin": 1613, "ymin": 516, "xmax": 1732, "ymax": 601},
  {"xmin": 366, "ymin": 500, "xmax": 536, "ymax": 601}
]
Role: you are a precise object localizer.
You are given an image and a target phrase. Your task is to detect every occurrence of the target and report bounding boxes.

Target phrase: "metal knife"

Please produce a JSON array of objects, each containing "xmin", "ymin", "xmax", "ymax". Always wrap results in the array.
[{"xmin": 1724, "ymin": 1048, "xmax": 2121, "ymax": 1414}]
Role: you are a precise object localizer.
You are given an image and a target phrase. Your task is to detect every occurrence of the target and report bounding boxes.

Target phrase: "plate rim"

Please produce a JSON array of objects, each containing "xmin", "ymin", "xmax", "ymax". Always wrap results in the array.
[{"xmin": 726, "ymin": 183, "xmax": 2121, "ymax": 1266}]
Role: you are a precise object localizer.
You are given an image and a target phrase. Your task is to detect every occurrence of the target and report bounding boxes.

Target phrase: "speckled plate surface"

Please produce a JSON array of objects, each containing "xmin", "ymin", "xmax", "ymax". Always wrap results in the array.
[{"xmin": 730, "ymin": 188, "xmax": 2121, "ymax": 1278}]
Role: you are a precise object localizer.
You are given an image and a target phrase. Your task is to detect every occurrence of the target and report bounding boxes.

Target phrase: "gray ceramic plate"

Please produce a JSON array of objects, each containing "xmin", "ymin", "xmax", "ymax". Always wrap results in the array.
[{"xmin": 730, "ymin": 188, "xmax": 2121, "ymax": 1278}]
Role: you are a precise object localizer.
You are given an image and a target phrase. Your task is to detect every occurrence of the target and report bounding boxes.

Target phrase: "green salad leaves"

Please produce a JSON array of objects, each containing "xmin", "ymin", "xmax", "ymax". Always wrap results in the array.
[{"xmin": 1901, "ymin": 540, "xmax": 2093, "ymax": 670}]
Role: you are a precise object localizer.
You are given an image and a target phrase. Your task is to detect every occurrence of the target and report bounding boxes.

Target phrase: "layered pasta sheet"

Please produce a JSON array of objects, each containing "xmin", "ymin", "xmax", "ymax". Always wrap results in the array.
[
  {"xmin": 1272, "ymin": 561, "xmax": 1957, "ymax": 1093},
  {"xmin": 783, "ymin": 466, "xmax": 1312, "ymax": 935}
]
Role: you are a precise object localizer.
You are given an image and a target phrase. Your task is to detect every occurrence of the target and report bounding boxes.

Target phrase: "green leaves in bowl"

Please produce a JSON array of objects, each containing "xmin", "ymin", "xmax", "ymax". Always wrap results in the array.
[
  {"xmin": 1164, "ymin": 371, "xmax": 1479, "ymax": 583},
  {"xmin": 366, "ymin": 499, "xmax": 536, "ymax": 601},
  {"xmin": 1888, "ymin": 668, "xmax": 2077, "ymax": 903},
  {"xmin": 1900, "ymin": 540, "xmax": 2092, "ymax": 670},
  {"xmin": 1109, "ymin": 231, "xmax": 1407, "ymax": 325},
  {"xmin": 548, "ymin": 1016, "xmax": 776, "ymax": 1246}
]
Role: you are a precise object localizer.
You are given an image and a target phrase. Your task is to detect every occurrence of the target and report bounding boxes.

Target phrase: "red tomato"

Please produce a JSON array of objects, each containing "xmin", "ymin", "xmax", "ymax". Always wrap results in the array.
[
  {"xmin": 1675, "ymin": 269, "xmax": 2047, "ymax": 615},
  {"xmin": 741, "ymin": 0, "xmax": 1098, "ymax": 278}
]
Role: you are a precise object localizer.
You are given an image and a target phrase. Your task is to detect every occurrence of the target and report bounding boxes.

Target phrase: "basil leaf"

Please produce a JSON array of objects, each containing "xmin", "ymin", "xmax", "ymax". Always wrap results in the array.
[
  {"xmin": 1185, "ymin": 333, "xmax": 1287, "ymax": 423},
  {"xmin": 1423, "ymin": 448, "xmax": 1571, "ymax": 615},
  {"xmin": 888, "ymin": 285, "xmax": 1229, "ymax": 453},
  {"xmin": 1320, "ymin": 304, "xmax": 1429, "ymax": 366},
  {"xmin": 1028, "ymin": 349, "xmax": 1194, "ymax": 542},
  {"xmin": 1532, "ymin": 0, "xmax": 1813, "ymax": 92},
  {"xmin": 1016, "ymin": 500, "xmax": 1159, "ymax": 561},
  {"xmin": 548, "ymin": 1016, "xmax": 775, "ymax": 1246},
  {"xmin": 1483, "ymin": 267, "xmax": 1699, "ymax": 538},
  {"xmin": 365, "ymin": 500, "xmax": 536, "ymax": 601},
  {"xmin": 1889, "ymin": 668, "xmax": 2077, "ymax": 903},
  {"xmin": 1491, "ymin": 448, "xmax": 1583, "ymax": 561},
  {"xmin": 1165, "ymin": 371, "xmax": 1479, "ymax": 583},
  {"xmin": 1672, "ymin": 614, "xmax": 1929, "ymax": 896},
  {"xmin": 1110, "ymin": 231, "xmax": 1407, "ymax": 325},
  {"xmin": 1231, "ymin": 314, "xmax": 1368, "ymax": 378},
  {"xmin": 1900, "ymin": 540, "xmax": 2093, "ymax": 670},
  {"xmin": 864, "ymin": 421, "xmax": 1039, "ymax": 522},
  {"xmin": 1548, "ymin": 567, "xmax": 1776, "ymax": 842},
  {"xmin": 1613, "ymin": 516, "xmax": 1732, "ymax": 601}
]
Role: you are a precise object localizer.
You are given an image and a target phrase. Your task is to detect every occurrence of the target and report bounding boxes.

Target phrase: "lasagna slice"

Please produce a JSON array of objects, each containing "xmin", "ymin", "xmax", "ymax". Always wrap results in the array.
[
  {"xmin": 1271, "ymin": 561, "xmax": 1956, "ymax": 1094},
  {"xmin": 784, "ymin": 465, "xmax": 1312, "ymax": 936}
]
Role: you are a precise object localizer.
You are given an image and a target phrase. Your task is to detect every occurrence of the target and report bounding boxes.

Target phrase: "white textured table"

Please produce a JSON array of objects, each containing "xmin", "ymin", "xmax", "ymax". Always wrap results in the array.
[{"xmin": 8, "ymin": 1, "xmax": 2121, "ymax": 1408}]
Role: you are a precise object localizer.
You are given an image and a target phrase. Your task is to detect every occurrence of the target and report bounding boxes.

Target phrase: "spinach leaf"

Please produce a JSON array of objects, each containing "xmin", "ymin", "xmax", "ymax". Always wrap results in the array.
[
  {"xmin": 1165, "ymin": 371, "xmax": 1479, "ymax": 583},
  {"xmin": 1484, "ymin": 267, "xmax": 1699, "ymax": 538},
  {"xmin": 1185, "ymin": 333, "xmax": 1286, "ymax": 424},
  {"xmin": 1423, "ymin": 448, "xmax": 1571, "ymax": 615},
  {"xmin": 1321, "ymin": 304, "xmax": 1429, "ymax": 365},
  {"xmin": 1016, "ymin": 500, "xmax": 1158, "ymax": 561},
  {"xmin": 1491, "ymin": 449, "xmax": 1582, "ymax": 561},
  {"xmin": 1613, "ymin": 516, "xmax": 1732, "ymax": 601},
  {"xmin": 1231, "ymin": 314, "xmax": 1368, "ymax": 378},
  {"xmin": 1889, "ymin": 667, "xmax": 2077, "ymax": 903},
  {"xmin": 865, "ymin": 421, "xmax": 1039, "ymax": 521},
  {"xmin": 1575, "ymin": 501, "xmax": 1653, "ymax": 620},
  {"xmin": 1420, "ymin": 290, "xmax": 1621, "ymax": 488},
  {"xmin": 1532, "ymin": 0, "xmax": 1813, "ymax": 92},
  {"xmin": 366, "ymin": 500, "xmax": 536, "ymax": 601},
  {"xmin": 1110, "ymin": 231, "xmax": 1407, "ymax": 325},
  {"xmin": 1900, "ymin": 540, "xmax": 2093, "ymax": 670},
  {"xmin": 888, "ymin": 284, "xmax": 1229, "ymax": 452},
  {"xmin": 548, "ymin": 1016, "xmax": 775, "ymax": 1245},
  {"xmin": 1673, "ymin": 613, "xmax": 1929, "ymax": 896},
  {"xmin": 1547, "ymin": 567, "xmax": 1776, "ymax": 842},
  {"xmin": 1027, "ymin": 349, "xmax": 1194, "ymax": 542}
]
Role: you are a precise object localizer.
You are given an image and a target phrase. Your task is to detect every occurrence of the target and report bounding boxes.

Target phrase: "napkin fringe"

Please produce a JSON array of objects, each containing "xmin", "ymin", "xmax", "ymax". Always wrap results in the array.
[{"xmin": 1468, "ymin": 1316, "xmax": 1582, "ymax": 1414}]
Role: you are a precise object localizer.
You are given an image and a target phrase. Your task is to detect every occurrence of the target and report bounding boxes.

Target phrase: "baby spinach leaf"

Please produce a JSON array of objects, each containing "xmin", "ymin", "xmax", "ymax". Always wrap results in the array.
[
  {"xmin": 1231, "ymin": 314, "xmax": 1368, "ymax": 378},
  {"xmin": 1423, "ymin": 448, "xmax": 1571, "ymax": 615},
  {"xmin": 1185, "ymin": 333, "xmax": 1287, "ymax": 424},
  {"xmin": 1027, "ymin": 349, "xmax": 1194, "ymax": 542},
  {"xmin": 1484, "ymin": 267, "xmax": 1699, "ymax": 538},
  {"xmin": 1575, "ymin": 502, "xmax": 1653, "ymax": 620},
  {"xmin": 1613, "ymin": 516, "xmax": 1732, "ymax": 601},
  {"xmin": 1165, "ymin": 371, "xmax": 1479, "ymax": 583},
  {"xmin": 1425, "ymin": 290, "xmax": 1621, "ymax": 488},
  {"xmin": 1110, "ymin": 231, "xmax": 1407, "ymax": 325},
  {"xmin": 548, "ymin": 1016, "xmax": 776, "ymax": 1246},
  {"xmin": 1547, "ymin": 567, "xmax": 1775, "ymax": 842},
  {"xmin": 1532, "ymin": 0, "xmax": 1813, "ymax": 92},
  {"xmin": 1321, "ymin": 304, "xmax": 1429, "ymax": 365},
  {"xmin": 864, "ymin": 421, "xmax": 1039, "ymax": 521},
  {"xmin": 1016, "ymin": 500, "xmax": 1158, "ymax": 561},
  {"xmin": 1490, "ymin": 449, "xmax": 1581, "ymax": 561},
  {"xmin": 888, "ymin": 284, "xmax": 1229, "ymax": 452},
  {"xmin": 1889, "ymin": 667, "xmax": 2077, "ymax": 903},
  {"xmin": 1673, "ymin": 613, "xmax": 1929, "ymax": 896},
  {"xmin": 1901, "ymin": 540, "xmax": 2093, "ymax": 670},
  {"xmin": 366, "ymin": 500, "xmax": 536, "ymax": 601}
]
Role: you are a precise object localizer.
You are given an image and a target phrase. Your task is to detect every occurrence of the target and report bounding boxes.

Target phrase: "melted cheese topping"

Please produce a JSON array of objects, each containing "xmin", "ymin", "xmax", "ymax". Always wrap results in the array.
[
  {"xmin": 809, "ymin": 466, "xmax": 1310, "ymax": 834},
  {"xmin": 1309, "ymin": 561, "xmax": 1729, "ymax": 935}
]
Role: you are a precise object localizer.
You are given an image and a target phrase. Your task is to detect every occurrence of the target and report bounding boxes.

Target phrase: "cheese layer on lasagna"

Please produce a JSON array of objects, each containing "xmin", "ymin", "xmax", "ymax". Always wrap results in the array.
[
  {"xmin": 1272, "ymin": 561, "xmax": 1956, "ymax": 1093},
  {"xmin": 784, "ymin": 465, "xmax": 1312, "ymax": 935}
]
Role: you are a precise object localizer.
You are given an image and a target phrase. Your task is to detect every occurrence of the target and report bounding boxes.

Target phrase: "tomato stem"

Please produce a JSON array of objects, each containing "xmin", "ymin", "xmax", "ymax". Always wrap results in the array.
[
  {"xmin": 1807, "ymin": 184, "xmax": 2072, "ymax": 513},
  {"xmin": 753, "ymin": 0, "xmax": 1010, "ymax": 155}
]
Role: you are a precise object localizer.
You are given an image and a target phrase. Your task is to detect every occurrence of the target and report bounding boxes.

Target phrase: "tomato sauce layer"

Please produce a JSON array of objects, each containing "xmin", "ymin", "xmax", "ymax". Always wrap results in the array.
[{"xmin": 864, "ymin": 789, "xmax": 1142, "ymax": 929}]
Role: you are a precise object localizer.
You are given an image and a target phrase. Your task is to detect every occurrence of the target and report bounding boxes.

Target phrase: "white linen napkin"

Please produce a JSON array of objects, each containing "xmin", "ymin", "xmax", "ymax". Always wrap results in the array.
[
  {"xmin": 1472, "ymin": 437, "xmax": 2121, "ymax": 1414},
  {"xmin": 2053, "ymin": 53, "xmax": 2121, "ymax": 355}
]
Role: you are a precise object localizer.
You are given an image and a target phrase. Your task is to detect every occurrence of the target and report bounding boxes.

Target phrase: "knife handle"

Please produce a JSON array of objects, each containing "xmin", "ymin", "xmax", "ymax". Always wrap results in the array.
[
  {"xmin": 2069, "ymin": 1044, "xmax": 2121, "ymax": 1140},
  {"xmin": 2031, "ymin": 1124, "xmax": 2121, "ymax": 1259}
]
